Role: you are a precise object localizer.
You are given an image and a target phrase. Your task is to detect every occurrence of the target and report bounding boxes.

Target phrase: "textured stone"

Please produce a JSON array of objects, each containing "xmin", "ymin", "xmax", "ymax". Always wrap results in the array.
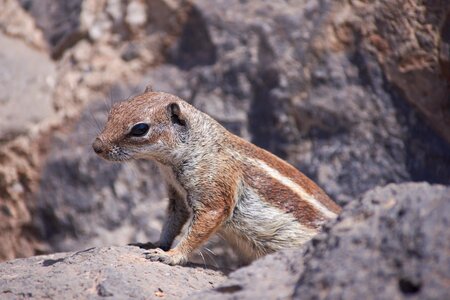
[
  {"xmin": 191, "ymin": 248, "xmax": 305, "ymax": 300},
  {"xmin": 294, "ymin": 183, "xmax": 450, "ymax": 299},
  {"xmin": 0, "ymin": 32, "xmax": 57, "ymax": 261},
  {"xmin": 0, "ymin": 0, "xmax": 46, "ymax": 48},
  {"xmin": 0, "ymin": 246, "xmax": 225, "ymax": 300}
]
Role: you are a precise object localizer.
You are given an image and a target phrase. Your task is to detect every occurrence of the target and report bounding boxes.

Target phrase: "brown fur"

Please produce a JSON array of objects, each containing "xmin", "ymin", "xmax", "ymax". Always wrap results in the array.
[
  {"xmin": 93, "ymin": 91, "xmax": 341, "ymax": 265},
  {"xmin": 231, "ymin": 135, "xmax": 341, "ymax": 215},
  {"xmin": 242, "ymin": 162, "xmax": 322, "ymax": 228}
]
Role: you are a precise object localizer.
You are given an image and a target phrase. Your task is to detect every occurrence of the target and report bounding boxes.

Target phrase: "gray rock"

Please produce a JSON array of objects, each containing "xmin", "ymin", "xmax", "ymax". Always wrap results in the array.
[
  {"xmin": 0, "ymin": 246, "xmax": 225, "ymax": 300},
  {"xmin": 0, "ymin": 33, "xmax": 56, "ymax": 143},
  {"xmin": 2, "ymin": 183, "xmax": 449, "ymax": 299},
  {"xmin": 294, "ymin": 182, "xmax": 450, "ymax": 299},
  {"xmin": 191, "ymin": 248, "xmax": 305, "ymax": 300}
]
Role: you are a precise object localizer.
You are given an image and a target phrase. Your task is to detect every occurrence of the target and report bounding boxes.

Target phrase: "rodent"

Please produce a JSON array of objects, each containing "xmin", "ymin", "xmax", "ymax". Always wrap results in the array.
[{"xmin": 92, "ymin": 91, "xmax": 341, "ymax": 265}]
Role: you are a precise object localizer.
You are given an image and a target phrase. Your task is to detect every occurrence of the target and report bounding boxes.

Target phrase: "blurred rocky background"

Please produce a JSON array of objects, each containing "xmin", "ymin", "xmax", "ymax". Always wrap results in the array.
[{"xmin": 0, "ymin": 0, "xmax": 449, "ymax": 298}]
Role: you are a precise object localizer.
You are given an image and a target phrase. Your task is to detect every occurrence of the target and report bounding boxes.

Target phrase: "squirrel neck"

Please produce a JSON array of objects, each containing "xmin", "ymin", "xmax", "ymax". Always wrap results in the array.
[{"xmin": 158, "ymin": 110, "xmax": 229, "ymax": 168}]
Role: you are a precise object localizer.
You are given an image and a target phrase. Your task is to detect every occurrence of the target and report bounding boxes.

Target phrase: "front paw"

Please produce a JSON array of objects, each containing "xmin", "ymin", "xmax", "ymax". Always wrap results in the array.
[{"xmin": 145, "ymin": 248, "xmax": 187, "ymax": 266}]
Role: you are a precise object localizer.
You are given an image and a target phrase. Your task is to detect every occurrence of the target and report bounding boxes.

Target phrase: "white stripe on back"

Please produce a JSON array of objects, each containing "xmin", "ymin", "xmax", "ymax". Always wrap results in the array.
[{"xmin": 250, "ymin": 158, "xmax": 337, "ymax": 219}]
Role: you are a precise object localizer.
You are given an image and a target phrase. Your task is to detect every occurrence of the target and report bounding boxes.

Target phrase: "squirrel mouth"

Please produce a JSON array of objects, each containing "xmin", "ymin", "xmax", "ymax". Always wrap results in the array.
[
  {"xmin": 95, "ymin": 147, "xmax": 132, "ymax": 162},
  {"xmin": 106, "ymin": 151, "xmax": 132, "ymax": 162}
]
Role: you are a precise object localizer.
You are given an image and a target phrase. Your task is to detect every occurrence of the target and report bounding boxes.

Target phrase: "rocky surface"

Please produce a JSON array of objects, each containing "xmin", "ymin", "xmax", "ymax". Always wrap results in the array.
[
  {"xmin": 0, "ymin": 246, "xmax": 225, "ymax": 299},
  {"xmin": 1, "ymin": 183, "xmax": 448, "ymax": 299},
  {"xmin": 191, "ymin": 248, "xmax": 306, "ymax": 300},
  {"xmin": 192, "ymin": 182, "xmax": 450, "ymax": 299}
]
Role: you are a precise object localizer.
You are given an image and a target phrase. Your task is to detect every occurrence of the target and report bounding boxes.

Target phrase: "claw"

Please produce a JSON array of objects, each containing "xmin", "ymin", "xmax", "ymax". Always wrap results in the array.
[{"xmin": 144, "ymin": 248, "xmax": 186, "ymax": 265}]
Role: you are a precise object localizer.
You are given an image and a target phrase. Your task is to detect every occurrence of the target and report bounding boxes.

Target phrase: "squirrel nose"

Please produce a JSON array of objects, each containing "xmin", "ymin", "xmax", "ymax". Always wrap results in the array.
[{"xmin": 92, "ymin": 138, "xmax": 104, "ymax": 154}]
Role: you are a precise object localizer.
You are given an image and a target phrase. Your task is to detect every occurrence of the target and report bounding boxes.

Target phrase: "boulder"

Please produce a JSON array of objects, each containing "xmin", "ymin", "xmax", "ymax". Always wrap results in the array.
[
  {"xmin": 0, "ymin": 33, "xmax": 56, "ymax": 142},
  {"xmin": 191, "ymin": 248, "xmax": 306, "ymax": 300},
  {"xmin": 294, "ymin": 182, "xmax": 450, "ymax": 299},
  {"xmin": 0, "ymin": 246, "xmax": 225, "ymax": 300}
]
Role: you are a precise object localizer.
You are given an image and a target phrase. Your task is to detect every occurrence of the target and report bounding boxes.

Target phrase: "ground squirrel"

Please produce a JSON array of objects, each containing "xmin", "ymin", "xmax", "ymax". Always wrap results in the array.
[{"xmin": 92, "ymin": 91, "xmax": 341, "ymax": 265}]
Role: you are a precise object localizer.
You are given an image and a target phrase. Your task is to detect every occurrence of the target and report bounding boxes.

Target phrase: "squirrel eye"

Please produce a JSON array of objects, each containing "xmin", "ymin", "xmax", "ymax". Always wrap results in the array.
[{"xmin": 130, "ymin": 123, "xmax": 149, "ymax": 137}]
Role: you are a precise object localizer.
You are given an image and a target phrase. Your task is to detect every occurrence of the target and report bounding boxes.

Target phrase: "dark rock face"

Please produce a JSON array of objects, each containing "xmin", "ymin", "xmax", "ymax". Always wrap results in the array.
[
  {"xmin": 190, "ymin": 183, "xmax": 450, "ymax": 299},
  {"xmin": 0, "ymin": 246, "xmax": 225, "ymax": 300},
  {"xmin": 169, "ymin": 5, "xmax": 217, "ymax": 70},
  {"xmin": 141, "ymin": 0, "xmax": 450, "ymax": 205}
]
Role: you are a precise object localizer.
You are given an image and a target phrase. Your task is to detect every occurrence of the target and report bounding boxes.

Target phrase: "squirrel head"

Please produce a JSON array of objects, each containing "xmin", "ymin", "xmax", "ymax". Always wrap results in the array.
[{"xmin": 92, "ymin": 91, "xmax": 189, "ymax": 164}]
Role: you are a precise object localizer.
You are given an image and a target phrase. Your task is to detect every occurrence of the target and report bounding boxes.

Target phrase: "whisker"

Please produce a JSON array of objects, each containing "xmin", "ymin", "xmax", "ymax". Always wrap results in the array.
[
  {"xmin": 125, "ymin": 161, "xmax": 140, "ymax": 180},
  {"xmin": 203, "ymin": 246, "xmax": 217, "ymax": 256},
  {"xmin": 87, "ymin": 107, "xmax": 101, "ymax": 134},
  {"xmin": 198, "ymin": 250, "xmax": 207, "ymax": 269},
  {"xmin": 203, "ymin": 246, "xmax": 219, "ymax": 268},
  {"xmin": 84, "ymin": 114, "xmax": 100, "ymax": 135},
  {"xmin": 104, "ymin": 93, "xmax": 111, "ymax": 112},
  {"xmin": 215, "ymin": 233, "xmax": 228, "ymax": 243}
]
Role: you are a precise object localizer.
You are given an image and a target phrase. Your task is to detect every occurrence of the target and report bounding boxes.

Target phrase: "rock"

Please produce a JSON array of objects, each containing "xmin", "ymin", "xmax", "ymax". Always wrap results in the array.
[
  {"xmin": 190, "ymin": 183, "xmax": 450, "ymax": 299},
  {"xmin": 0, "ymin": 33, "xmax": 56, "ymax": 142},
  {"xmin": 125, "ymin": 0, "xmax": 147, "ymax": 28},
  {"xmin": 0, "ymin": 32, "xmax": 57, "ymax": 261},
  {"xmin": 0, "ymin": 0, "xmax": 46, "ymax": 49},
  {"xmin": 142, "ymin": 0, "xmax": 450, "ymax": 205},
  {"xmin": 191, "ymin": 248, "xmax": 305, "ymax": 300},
  {"xmin": 0, "ymin": 246, "xmax": 225, "ymax": 299},
  {"xmin": 294, "ymin": 182, "xmax": 450, "ymax": 299},
  {"xmin": 18, "ymin": 0, "xmax": 84, "ymax": 59}
]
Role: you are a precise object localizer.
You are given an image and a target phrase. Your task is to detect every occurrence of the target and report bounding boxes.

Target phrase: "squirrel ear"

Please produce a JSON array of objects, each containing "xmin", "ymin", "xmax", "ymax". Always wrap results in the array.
[
  {"xmin": 144, "ymin": 84, "xmax": 154, "ymax": 93},
  {"xmin": 167, "ymin": 103, "xmax": 186, "ymax": 126}
]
